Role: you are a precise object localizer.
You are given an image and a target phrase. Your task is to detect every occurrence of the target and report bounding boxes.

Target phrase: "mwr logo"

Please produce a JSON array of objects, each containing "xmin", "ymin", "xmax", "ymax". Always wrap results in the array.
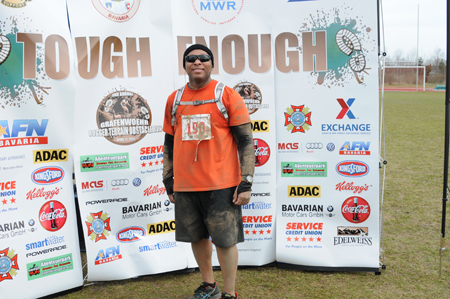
[
  {"xmin": 0, "ymin": 247, "xmax": 19, "ymax": 282},
  {"xmin": 81, "ymin": 181, "xmax": 105, "ymax": 192},
  {"xmin": 336, "ymin": 98, "xmax": 356, "ymax": 119},
  {"xmin": 288, "ymin": 186, "xmax": 321, "ymax": 198},
  {"xmin": 336, "ymin": 181, "xmax": 370, "ymax": 194},
  {"xmin": 251, "ymin": 120, "xmax": 269, "ymax": 133},
  {"xmin": 336, "ymin": 161, "xmax": 369, "ymax": 177},
  {"xmin": 339, "ymin": 141, "xmax": 370, "ymax": 155},
  {"xmin": 277, "ymin": 143, "xmax": 299, "ymax": 154},
  {"xmin": 0, "ymin": 119, "xmax": 49, "ymax": 148},
  {"xmin": 95, "ymin": 245, "xmax": 122, "ymax": 265},
  {"xmin": 31, "ymin": 167, "xmax": 64, "ymax": 185},
  {"xmin": 92, "ymin": 0, "xmax": 140, "ymax": 22},
  {"xmin": 341, "ymin": 196, "xmax": 370, "ymax": 223},
  {"xmin": 335, "ymin": 226, "xmax": 372, "ymax": 246},
  {"xmin": 284, "ymin": 105, "xmax": 312, "ymax": 133},
  {"xmin": 33, "ymin": 149, "xmax": 68, "ymax": 164},
  {"xmin": 147, "ymin": 220, "xmax": 175, "ymax": 236},
  {"xmin": 234, "ymin": 82, "xmax": 266, "ymax": 114},
  {"xmin": 191, "ymin": 0, "xmax": 244, "ymax": 25},
  {"xmin": 116, "ymin": 226, "xmax": 146, "ymax": 243},
  {"xmin": 242, "ymin": 201, "xmax": 272, "ymax": 210}
]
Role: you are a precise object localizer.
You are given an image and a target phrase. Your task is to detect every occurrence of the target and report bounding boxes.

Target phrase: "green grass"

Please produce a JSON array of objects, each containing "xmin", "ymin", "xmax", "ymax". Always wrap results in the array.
[{"xmin": 55, "ymin": 91, "xmax": 450, "ymax": 299}]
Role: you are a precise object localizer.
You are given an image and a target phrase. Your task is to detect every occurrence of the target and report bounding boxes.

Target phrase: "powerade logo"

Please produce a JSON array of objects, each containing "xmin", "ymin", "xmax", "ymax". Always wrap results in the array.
[
  {"xmin": 31, "ymin": 167, "xmax": 64, "ymax": 185},
  {"xmin": 336, "ymin": 161, "xmax": 369, "ymax": 177},
  {"xmin": 116, "ymin": 226, "xmax": 146, "ymax": 243},
  {"xmin": 0, "ymin": 119, "xmax": 49, "ymax": 148}
]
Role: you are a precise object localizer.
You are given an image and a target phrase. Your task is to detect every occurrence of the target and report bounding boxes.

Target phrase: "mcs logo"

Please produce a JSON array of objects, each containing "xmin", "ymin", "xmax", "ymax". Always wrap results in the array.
[
  {"xmin": 0, "ymin": 119, "xmax": 49, "ymax": 148},
  {"xmin": 278, "ymin": 143, "xmax": 299, "ymax": 150},
  {"xmin": 337, "ymin": 98, "xmax": 356, "ymax": 119},
  {"xmin": 81, "ymin": 181, "xmax": 104, "ymax": 190},
  {"xmin": 94, "ymin": 245, "xmax": 122, "ymax": 265}
]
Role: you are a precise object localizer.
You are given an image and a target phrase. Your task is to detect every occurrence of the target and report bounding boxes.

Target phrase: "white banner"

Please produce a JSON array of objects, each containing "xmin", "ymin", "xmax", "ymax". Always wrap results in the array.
[{"xmin": 0, "ymin": 1, "xmax": 83, "ymax": 298}]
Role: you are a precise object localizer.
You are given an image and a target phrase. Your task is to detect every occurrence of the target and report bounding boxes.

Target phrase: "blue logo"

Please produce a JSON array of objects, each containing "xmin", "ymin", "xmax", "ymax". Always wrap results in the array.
[
  {"xmin": 133, "ymin": 178, "xmax": 141, "ymax": 187},
  {"xmin": 326, "ymin": 143, "xmax": 335, "ymax": 151}
]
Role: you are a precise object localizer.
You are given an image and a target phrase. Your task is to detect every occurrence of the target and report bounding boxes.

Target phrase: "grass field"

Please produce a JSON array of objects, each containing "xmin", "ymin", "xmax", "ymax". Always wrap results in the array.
[{"xmin": 53, "ymin": 91, "xmax": 449, "ymax": 299}]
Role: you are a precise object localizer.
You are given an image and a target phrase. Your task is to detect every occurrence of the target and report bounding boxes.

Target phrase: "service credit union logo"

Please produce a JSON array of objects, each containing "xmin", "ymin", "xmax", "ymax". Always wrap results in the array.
[
  {"xmin": 92, "ymin": 0, "xmax": 140, "ymax": 22},
  {"xmin": 341, "ymin": 196, "xmax": 370, "ymax": 223},
  {"xmin": 0, "ymin": 119, "xmax": 48, "ymax": 148},
  {"xmin": 0, "ymin": 247, "xmax": 19, "ymax": 282},
  {"xmin": 191, "ymin": 0, "xmax": 244, "ymax": 25},
  {"xmin": 31, "ymin": 166, "xmax": 64, "ymax": 185},
  {"xmin": 254, "ymin": 138, "xmax": 270, "ymax": 167},
  {"xmin": 116, "ymin": 226, "xmax": 146, "ymax": 243},
  {"xmin": 39, "ymin": 201, "xmax": 67, "ymax": 232},
  {"xmin": 336, "ymin": 160, "xmax": 369, "ymax": 177}
]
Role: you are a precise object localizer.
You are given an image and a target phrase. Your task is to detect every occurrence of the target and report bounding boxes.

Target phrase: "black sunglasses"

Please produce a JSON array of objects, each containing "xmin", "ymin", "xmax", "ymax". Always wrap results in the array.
[{"xmin": 185, "ymin": 54, "xmax": 211, "ymax": 63}]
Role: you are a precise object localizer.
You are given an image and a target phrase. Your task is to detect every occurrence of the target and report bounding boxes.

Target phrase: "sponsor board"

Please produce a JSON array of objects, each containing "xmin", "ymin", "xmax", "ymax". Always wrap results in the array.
[
  {"xmin": 0, "ymin": 247, "xmax": 19, "ymax": 282},
  {"xmin": 33, "ymin": 149, "xmax": 68, "ymax": 164},
  {"xmin": 336, "ymin": 160, "xmax": 369, "ymax": 177},
  {"xmin": 334, "ymin": 226, "xmax": 372, "ymax": 246},
  {"xmin": 0, "ymin": 119, "xmax": 49, "ymax": 148},
  {"xmin": 26, "ymin": 253, "xmax": 73, "ymax": 281},
  {"xmin": 122, "ymin": 202, "xmax": 163, "ymax": 219},
  {"xmin": 31, "ymin": 166, "xmax": 64, "ymax": 185},
  {"xmin": 80, "ymin": 153, "xmax": 130, "ymax": 172},
  {"xmin": 147, "ymin": 220, "xmax": 175, "ymax": 236},
  {"xmin": 288, "ymin": 186, "xmax": 321, "ymax": 198},
  {"xmin": 39, "ymin": 201, "xmax": 67, "ymax": 232},
  {"xmin": 281, "ymin": 205, "xmax": 324, "ymax": 218},
  {"xmin": 254, "ymin": 138, "xmax": 270, "ymax": 167},
  {"xmin": 277, "ymin": 142, "xmax": 300, "ymax": 154},
  {"xmin": 94, "ymin": 246, "xmax": 122, "ymax": 265},
  {"xmin": 281, "ymin": 162, "xmax": 327, "ymax": 177},
  {"xmin": 116, "ymin": 226, "xmax": 146, "ymax": 243},
  {"xmin": 251, "ymin": 120, "xmax": 269, "ymax": 133},
  {"xmin": 341, "ymin": 196, "xmax": 370, "ymax": 223},
  {"xmin": 284, "ymin": 105, "xmax": 312, "ymax": 133},
  {"xmin": 85, "ymin": 211, "xmax": 111, "ymax": 242},
  {"xmin": 339, "ymin": 141, "xmax": 370, "ymax": 155}
]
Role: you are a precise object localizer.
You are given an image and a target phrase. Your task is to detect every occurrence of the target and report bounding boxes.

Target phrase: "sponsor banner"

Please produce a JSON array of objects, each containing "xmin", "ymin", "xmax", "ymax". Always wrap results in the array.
[
  {"xmin": 281, "ymin": 162, "xmax": 327, "ymax": 177},
  {"xmin": 26, "ymin": 253, "xmax": 74, "ymax": 281},
  {"xmin": 80, "ymin": 153, "xmax": 130, "ymax": 172}
]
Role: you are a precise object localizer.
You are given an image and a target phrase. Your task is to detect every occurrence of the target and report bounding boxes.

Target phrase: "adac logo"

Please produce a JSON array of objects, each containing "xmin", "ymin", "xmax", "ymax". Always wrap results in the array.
[
  {"xmin": 31, "ymin": 166, "xmax": 64, "ymax": 185},
  {"xmin": 0, "ymin": 247, "xmax": 19, "ymax": 282},
  {"xmin": 336, "ymin": 161, "xmax": 369, "ymax": 177},
  {"xmin": 284, "ymin": 105, "xmax": 311, "ymax": 133},
  {"xmin": 191, "ymin": 0, "xmax": 244, "ymax": 25},
  {"xmin": 288, "ymin": 186, "xmax": 321, "ymax": 198},
  {"xmin": 92, "ymin": 0, "xmax": 140, "ymax": 22},
  {"xmin": 85, "ymin": 211, "xmax": 111, "ymax": 242},
  {"xmin": 39, "ymin": 200, "xmax": 67, "ymax": 232},
  {"xmin": 33, "ymin": 149, "xmax": 68, "ymax": 164},
  {"xmin": 339, "ymin": 141, "xmax": 370, "ymax": 155},
  {"xmin": 94, "ymin": 245, "xmax": 122, "ymax": 265},
  {"xmin": 251, "ymin": 120, "xmax": 269, "ymax": 133},
  {"xmin": 0, "ymin": 0, "xmax": 32, "ymax": 8},
  {"xmin": 254, "ymin": 138, "xmax": 270, "ymax": 167},
  {"xmin": 0, "ymin": 119, "xmax": 49, "ymax": 148},
  {"xmin": 341, "ymin": 196, "xmax": 370, "ymax": 223},
  {"xmin": 147, "ymin": 220, "xmax": 175, "ymax": 236},
  {"xmin": 116, "ymin": 226, "xmax": 146, "ymax": 243},
  {"xmin": 336, "ymin": 98, "xmax": 356, "ymax": 119}
]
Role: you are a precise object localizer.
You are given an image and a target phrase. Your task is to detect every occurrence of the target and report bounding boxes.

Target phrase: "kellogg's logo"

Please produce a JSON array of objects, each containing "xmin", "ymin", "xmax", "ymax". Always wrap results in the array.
[
  {"xmin": 336, "ymin": 161, "xmax": 369, "ymax": 177},
  {"xmin": 143, "ymin": 185, "xmax": 166, "ymax": 196},
  {"xmin": 39, "ymin": 201, "xmax": 67, "ymax": 232},
  {"xmin": 31, "ymin": 166, "xmax": 64, "ymax": 185},
  {"xmin": 116, "ymin": 226, "xmax": 146, "ymax": 243},
  {"xmin": 26, "ymin": 187, "xmax": 60, "ymax": 201},
  {"xmin": 191, "ymin": 0, "xmax": 244, "ymax": 25}
]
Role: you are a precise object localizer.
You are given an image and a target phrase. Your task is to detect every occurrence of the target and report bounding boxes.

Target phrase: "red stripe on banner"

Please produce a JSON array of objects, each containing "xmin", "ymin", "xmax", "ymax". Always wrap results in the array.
[{"xmin": 0, "ymin": 137, "xmax": 48, "ymax": 148}]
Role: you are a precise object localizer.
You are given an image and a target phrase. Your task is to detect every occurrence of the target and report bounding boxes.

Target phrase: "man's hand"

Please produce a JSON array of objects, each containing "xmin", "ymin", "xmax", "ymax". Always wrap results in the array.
[
  {"xmin": 168, "ymin": 194, "xmax": 175, "ymax": 204},
  {"xmin": 233, "ymin": 188, "xmax": 251, "ymax": 206}
]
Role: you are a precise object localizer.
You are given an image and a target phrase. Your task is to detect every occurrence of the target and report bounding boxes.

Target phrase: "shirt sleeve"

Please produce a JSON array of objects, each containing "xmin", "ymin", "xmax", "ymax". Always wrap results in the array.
[
  {"xmin": 223, "ymin": 86, "xmax": 251, "ymax": 127},
  {"xmin": 162, "ymin": 91, "xmax": 177, "ymax": 136}
]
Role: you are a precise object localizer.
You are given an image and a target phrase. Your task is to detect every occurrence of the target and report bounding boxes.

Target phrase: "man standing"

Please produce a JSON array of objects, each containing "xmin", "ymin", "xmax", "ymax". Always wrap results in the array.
[{"xmin": 162, "ymin": 44, "xmax": 254, "ymax": 299}]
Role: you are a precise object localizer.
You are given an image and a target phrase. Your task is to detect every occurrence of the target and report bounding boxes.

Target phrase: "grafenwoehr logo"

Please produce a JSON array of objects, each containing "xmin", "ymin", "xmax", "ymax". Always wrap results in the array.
[
  {"xmin": 92, "ymin": 0, "xmax": 140, "ymax": 22},
  {"xmin": 191, "ymin": 0, "xmax": 244, "ymax": 25},
  {"xmin": 0, "ymin": 247, "xmax": 19, "ymax": 282},
  {"xmin": 0, "ymin": 0, "xmax": 32, "ymax": 8},
  {"xmin": 284, "ymin": 105, "xmax": 312, "ymax": 133}
]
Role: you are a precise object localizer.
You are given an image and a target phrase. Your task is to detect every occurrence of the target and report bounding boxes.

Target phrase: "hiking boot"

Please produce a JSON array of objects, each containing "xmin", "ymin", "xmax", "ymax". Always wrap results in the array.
[
  {"xmin": 188, "ymin": 282, "xmax": 221, "ymax": 299},
  {"xmin": 219, "ymin": 292, "xmax": 238, "ymax": 299}
]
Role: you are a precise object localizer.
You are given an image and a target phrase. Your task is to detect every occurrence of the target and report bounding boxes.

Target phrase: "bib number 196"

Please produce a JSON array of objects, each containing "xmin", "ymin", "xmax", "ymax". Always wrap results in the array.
[{"xmin": 181, "ymin": 114, "xmax": 212, "ymax": 141}]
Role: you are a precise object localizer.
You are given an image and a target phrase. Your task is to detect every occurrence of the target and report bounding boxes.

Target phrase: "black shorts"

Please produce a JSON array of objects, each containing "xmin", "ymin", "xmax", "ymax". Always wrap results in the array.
[{"xmin": 174, "ymin": 186, "xmax": 244, "ymax": 248}]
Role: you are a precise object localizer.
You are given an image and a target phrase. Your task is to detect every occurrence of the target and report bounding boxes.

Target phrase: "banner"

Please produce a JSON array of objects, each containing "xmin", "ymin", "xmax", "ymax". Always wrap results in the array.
[
  {"xmin": 274, "ymin": 0, "xmax": 380, "ymax": 270},
  {"xmin": 0, "ymin": 1, "xmax": 83, "ymax": 298}
]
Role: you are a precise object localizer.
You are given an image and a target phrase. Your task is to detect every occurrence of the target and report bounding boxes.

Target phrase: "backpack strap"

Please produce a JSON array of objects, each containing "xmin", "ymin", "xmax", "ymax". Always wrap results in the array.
[
  {"xmin": 171, "ymin": 85, "xmax": 185, "ymax": 126},
  {"xmin": 214, "ymin": 82, "xmax": 228, "ymax": 120}
]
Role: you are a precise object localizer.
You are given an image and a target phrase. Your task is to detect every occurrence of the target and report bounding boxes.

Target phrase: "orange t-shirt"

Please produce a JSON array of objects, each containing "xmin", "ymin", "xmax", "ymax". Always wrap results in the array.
[{"xmin": 163, "ymin": 80, "xmax": 251, "ymax": 192}]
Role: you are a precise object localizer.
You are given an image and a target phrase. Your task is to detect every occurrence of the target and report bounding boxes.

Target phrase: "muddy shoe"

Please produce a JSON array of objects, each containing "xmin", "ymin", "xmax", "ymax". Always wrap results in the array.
[{"xmin": 188, "ymin": 282, "xmax": 221, "ymax": 299}]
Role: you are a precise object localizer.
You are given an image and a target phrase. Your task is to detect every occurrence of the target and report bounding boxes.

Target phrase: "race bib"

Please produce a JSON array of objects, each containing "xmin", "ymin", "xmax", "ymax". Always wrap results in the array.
[{"xmin": 181, "ymin": 114, "xmax": 212, "ymax": 141}]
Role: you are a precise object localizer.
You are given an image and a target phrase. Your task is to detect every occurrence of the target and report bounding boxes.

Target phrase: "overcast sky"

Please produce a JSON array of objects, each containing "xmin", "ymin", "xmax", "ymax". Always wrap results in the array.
[{"xmin": 382, "ymin": 0, "xmax": 446, "ymax": 60}]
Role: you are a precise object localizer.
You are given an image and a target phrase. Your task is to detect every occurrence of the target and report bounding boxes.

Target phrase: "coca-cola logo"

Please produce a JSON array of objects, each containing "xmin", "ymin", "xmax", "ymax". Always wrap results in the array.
[
  {"xmin": 38, "ymin": 200, "xmax": 67, "ymax": 232},
  {"xmin": 31, "ymin": 166, "xmax": 64, "ymax": 185},
  {"xmin": 335, "ymin": 181, "xmax": 369, "ymax": 194},
  {"xmin": 26, "ymin": 187, "xmax": 60, "ymax": 200},
  {"xmin": 336, "ymin": 161, "xmax": 369, "ymax": 177},
  {"xmin": 143, "ymin": 185, "xmax": 166, "ymax": 196},
  {"xmin": 341, "ymin": 196, "xmax": 370, "ymax": 223},
  {"xmin": 254, "ymin": 138, "xmax": 270, "ymax": 167}
]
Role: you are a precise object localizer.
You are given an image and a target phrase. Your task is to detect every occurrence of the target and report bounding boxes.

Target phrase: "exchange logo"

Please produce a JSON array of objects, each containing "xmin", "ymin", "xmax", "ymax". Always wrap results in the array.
[
  {"xmin": 339, "ymin": 141, "xmax": 370, "ymax": 155},
  {"xmin": 336, "ymin": 98, "xmax": 356, "ymax": 119},
  {"xmin": 31, "ymin": 166, "xmax": 64, "ymax": 185},
  {"xmin": 336, "ymin": 160, "xmax": 369, "ymax": 177},
  {"xmin": 0, "ymin": 119, "xmax": 48, "ymax": 148},
  {"xmin": 33, "ymin": 149, "xmax": 68, "ymax": 164},
  {"xmin": 191, "ymin": 0, "xmax": 244, "ymax": 25},
  {"xmin": 95, "ymin": 245, "xmax": 122, "ymax": 265},
  {"xmin": 39, "ymin": 201, "xmax": 67, "ymax": 232},
  {"xmin": 341, "ymin": 196, "xmax": 370, "ymax": 224},
  {"xmin": 85, "ymin": 211, "xmax": 111, "ymax": 242},
  {"xmin": 0, "ymin": 247, "xmax": 19, "ymax": 282},
  {"xmin": 92, "ymin": 0, "xmax": 140, "ymax": 22},
  {"xmin": 321, "ymin": 123, "xmax": 371, "ymax": 134},
  {"xmin": 284, "ymin": 105, "xmax": 312, "ymax": 133},
  {"xmin": 116, "ymin": 226, "xmax": 146, "ymax": 243},
  {"xmin": 281, "ymin": 162, "xmax": 327, "ymax": 177}
]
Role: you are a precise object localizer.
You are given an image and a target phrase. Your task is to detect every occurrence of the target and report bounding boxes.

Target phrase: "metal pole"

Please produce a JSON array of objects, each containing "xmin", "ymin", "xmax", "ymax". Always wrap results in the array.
[
  {"xmin": 416, "ymin": 5, "xmax": 419, "ymax": 92},
  {"xmin": 439, "ymin": 0, "xmax": 450, "ymax": 279}
]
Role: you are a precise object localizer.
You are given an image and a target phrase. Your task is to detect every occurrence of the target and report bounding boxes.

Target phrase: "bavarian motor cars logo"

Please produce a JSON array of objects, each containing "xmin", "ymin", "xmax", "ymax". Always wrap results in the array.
[
  {"xmin": 31, "ymin": 166, "xmax": 64, "ymax": 185},
  {"xmin": 85, "ymin": 211, "xmax": 111, "ymax": 242},
  {"xmin": 92, "ymin": 90, "xmax": 152, "ymax": 145},
  {"xmin": 191, "ymin": 0, "xmax": 244, "ymax": 25},
  {"xmin": 116, "ymin": 226, "xmax": 146, "ymax": 243},
  {"xmin": 336, "ymin": 160, "xmax": 369, "ymax": 177},
  {"xmin": 39, "ymin": 201, "xmax": 67, "ymax": 232},
  {"xmin": 0, "ymin": 248, "xmax": 19, "ymax": 282},
  {"xmin": 92, "ymin": 0, "xmax": 140, "ymax": 22}
]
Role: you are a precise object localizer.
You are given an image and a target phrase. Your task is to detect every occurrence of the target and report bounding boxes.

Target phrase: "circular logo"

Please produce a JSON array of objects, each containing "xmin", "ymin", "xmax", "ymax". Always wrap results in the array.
[
  {"xmin": 111, "ymin": 179, "xmax": 129, "ymax": 186},
  {"xmin": 164, "ymin": 199, "xmax": 170, "ymax": 207},
  {"xmin": 133, "ymin": 178, "xmax": 141, "ymax": 187},
  {"xmin": 28, "ymin": 219, "xmax": 35, "ymax": 226},
  {"xmin": 327, "ymin": 205, "xmax": 334, "ymax": 212},
  {"xmin": 327, "ymin": 143, "xmax": 335, "ymax": 151},
  {"xmin": 306, "ymin": 143, "xmax": 323, "ymax": 150},
  {"xmin": 97, "ymin": 90, "xmax": 152, "ymax": 145},
  {"xmin": 254, "ymin": 138, "xmax": 270, "ymax": 167},
  {"xmin": 92, "ymin": 218, "xmax": 106, "ymax": 235},
  {"xmin": 0, "ymin": 35, "xmax": 11, "ymax": 65},
  {"xmin": 0, "ymin": 255, "xmax": 12, "ymax": 274},
  {"xmin": 233, "ymin": 82, "xmax": 262, "ymax": 115},
  {"xmin": 39, "ymin": 200, "xmax": 67, "ymax": 232},
  {"xmin": 341, "ymin": 196, "xmax": 370, "ymax": 223},
  {"xmin": 191, "ymin": 0, "xmax": 244, "ymax": 25},
  {"xmin": 92, "ymin": 0, "xmax": 140, "ymax": 22}
]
